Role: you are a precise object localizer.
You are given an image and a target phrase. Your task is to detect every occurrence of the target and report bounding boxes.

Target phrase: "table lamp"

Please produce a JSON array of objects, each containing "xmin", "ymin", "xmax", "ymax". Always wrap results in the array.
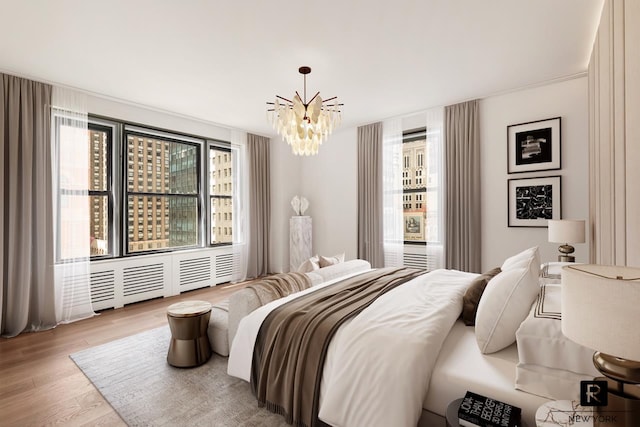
[
  {"xmin": 562, "ymin": 264, "xmax": 640, "ymax": 426},
  {"xmin": 548, "ymin": 219, "xmax": 585, "ymax": 262}
]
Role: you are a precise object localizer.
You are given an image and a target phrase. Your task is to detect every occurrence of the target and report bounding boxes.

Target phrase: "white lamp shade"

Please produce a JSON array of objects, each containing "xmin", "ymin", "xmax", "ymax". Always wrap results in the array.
[
  {"xmin": 548, "ymin": 219, "xmax": 585, "ymax": 244},
  {"xmin": 561, "ymin": 264, "xmax": 640, "ymax": 361}
]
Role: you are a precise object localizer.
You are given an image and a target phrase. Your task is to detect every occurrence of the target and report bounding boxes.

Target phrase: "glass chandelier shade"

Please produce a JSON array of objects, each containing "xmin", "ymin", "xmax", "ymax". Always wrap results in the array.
[{"xmin": 267, "ymin": 67, "xmax": 343, "ymax": 156}]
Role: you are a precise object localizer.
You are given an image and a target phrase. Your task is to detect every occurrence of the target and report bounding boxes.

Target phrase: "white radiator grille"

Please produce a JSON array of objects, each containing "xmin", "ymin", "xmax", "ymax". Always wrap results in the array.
[
  {"xmin": 90, "ymin": 270, "xmax": 115, "ymax": 303},
  {"xmin": 216, "ymin": 253, "xmax": 233, "ymax": 278},
  {"xmin": 403, "ymin": 253, "xmax": 429, "ymax": 270},
  {"xmin": 123, "ymin": 263, "xmax": 164, "ymax": 296},
  {"xmin": 61, "ymin": 272, "xmax": 92, "ymax": 306},
  {"xmin": 179, "ymin": 257, "xmax": 211, "ymax": 287},
  {"xmin": 402, "ymin": 244, "xmax": 443, "ymax": 271}
]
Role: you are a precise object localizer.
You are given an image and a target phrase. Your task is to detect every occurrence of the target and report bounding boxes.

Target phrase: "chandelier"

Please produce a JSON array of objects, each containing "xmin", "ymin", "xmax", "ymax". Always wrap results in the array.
[{"xmin": 267, "ymin": 66, "xmax": 343, "ymax": 156}]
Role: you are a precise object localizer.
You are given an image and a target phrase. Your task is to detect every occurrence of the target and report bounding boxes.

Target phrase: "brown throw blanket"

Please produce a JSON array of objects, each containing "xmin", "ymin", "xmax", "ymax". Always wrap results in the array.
[
  {"xmin": 246, "ymin": 272, "xmax": 312, "ymax": 306},
  {"xmin": 251, "ymin": 267, "xmax": 423, "ymax": 427}
]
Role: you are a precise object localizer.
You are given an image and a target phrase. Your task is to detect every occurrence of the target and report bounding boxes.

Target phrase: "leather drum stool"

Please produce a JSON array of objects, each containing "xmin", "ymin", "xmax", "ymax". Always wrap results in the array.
[{"xmin": 166, "ymin": 300, "xmax": 212, "ymax": 368}]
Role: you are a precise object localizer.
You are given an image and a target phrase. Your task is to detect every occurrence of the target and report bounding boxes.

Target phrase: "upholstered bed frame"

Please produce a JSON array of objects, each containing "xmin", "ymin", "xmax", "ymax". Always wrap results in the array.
[{"xmin": 207, "ymin": 259, "xmax": 372, "ymax": 357}]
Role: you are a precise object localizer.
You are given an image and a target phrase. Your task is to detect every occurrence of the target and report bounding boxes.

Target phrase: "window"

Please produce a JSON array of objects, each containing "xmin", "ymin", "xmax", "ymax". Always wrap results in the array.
[
  {"xmin": 402, "ymin": 127, "xmax": 441, "ymax": 245},
  {"xmin": 209, "ymin": 144, "xmax": 233, "ymax": 245},
  {"xmin": 57, "ymin": 118, "xmax": 113, "ymax": 259},
  {"xmin": 402, "ymin": 129, "xmax": 428, "ymax": 244},
  {"xmin": 125, "ymin": 131, "xmax": 200, "ymax": 253},
  {"xmin": 58, "ymin": 116, "xmax": 236, "ymax": 259}
]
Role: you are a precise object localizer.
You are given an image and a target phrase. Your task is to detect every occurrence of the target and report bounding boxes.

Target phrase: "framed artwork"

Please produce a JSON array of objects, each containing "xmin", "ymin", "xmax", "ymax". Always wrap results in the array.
[
  {"xmin": 507, "ymin": 117, "xmax": 561, "ymax": 173},
  {"xmin": 508, "ymin": 176, "xmax": 561, "ymax": 227},
  {"xmin": 404, "ymin": 214, "xmax": 425, "ymax": 241}
]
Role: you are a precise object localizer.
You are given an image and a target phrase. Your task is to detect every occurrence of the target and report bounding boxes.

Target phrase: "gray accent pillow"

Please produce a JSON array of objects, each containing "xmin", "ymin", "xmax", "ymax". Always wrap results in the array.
[{"xmin": 462, "ymin": 267, "xmax": 502, "ymax": 326}]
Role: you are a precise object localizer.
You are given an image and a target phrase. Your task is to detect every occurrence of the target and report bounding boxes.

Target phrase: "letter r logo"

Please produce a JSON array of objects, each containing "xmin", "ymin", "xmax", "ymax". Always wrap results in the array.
[{"xmin": 580, "ymin": 380, "xmax": 608, "ymax": 406}]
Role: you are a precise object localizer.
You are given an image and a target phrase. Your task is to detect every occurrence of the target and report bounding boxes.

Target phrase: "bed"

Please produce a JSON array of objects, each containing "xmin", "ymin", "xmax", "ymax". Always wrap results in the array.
[{"xmin": 227, "ymin": 248, "xmax": 596, "ymax": 427}]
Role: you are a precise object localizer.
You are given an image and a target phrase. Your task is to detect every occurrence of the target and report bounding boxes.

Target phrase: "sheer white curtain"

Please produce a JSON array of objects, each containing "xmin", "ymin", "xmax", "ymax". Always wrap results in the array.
[
  {"xmin": 51, "ymin": 87, "xmax": 95, "ymax": 323},
  {"xmin": 231, "ymin": 130, "xmax": 249, "ymax": 282},
  {"xmin": 382, "ymin": 118, "xmax": 404, "ymax": 267},
  {"xmin": 425, "ymin": 107, "xmax": 444, "ymax": 269}
]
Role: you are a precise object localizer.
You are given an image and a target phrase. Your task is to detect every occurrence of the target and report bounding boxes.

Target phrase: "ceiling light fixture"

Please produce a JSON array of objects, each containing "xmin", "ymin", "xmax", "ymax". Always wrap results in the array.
[{"xmin": 267, "ymin": 66, "xmax": 343, "ymax": 156}]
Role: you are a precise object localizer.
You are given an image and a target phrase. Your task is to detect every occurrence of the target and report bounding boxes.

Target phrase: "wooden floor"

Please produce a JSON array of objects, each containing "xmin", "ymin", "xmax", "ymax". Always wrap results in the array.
[{"xmin": 0, "ymin": 282, "xmax": 248, "ymax": 426}]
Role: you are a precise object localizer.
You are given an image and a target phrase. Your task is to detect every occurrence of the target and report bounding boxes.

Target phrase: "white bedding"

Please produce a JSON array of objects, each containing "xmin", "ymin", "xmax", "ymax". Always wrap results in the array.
[
  {"xmin": 228, "ymin": 268, "xmax": 477, "ymax": 427},
  {"xmin": 424, "ymin": 320, "xmax": 549, "ymax": 427},
  {"xmin": 515, "ymin": 283, "xmax": 598, "ymax": 400}
]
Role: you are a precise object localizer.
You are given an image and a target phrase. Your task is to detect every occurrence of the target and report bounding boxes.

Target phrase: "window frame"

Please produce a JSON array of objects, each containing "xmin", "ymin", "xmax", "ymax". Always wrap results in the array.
[
  {"xmin": 57, "ymin": 114, "xmax": 237, "ymax": 260},
  {"xmin": 402, "ymin": 127, "xmax": 428, "ymax": 246},
  {"xmin": 208, "ymin": 141, "xmax": 233, "ymax": 247},
  {"xmin": 54, "ymin": 115, "xmax": 117, "ymax": 261},
  {"xmin": 87, "ymin": 122, "xmax": 115, "ymax": 259},
  {"xmin": 122, "ymin": 126, "xmax": 203, "ymax": 256}
]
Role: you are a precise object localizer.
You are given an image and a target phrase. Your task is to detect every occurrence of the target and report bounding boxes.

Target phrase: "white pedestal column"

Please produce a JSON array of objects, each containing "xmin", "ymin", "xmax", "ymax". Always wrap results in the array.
[{"xmin": 290, "ymin": 216, "xmax": 312, "ymax": 272}]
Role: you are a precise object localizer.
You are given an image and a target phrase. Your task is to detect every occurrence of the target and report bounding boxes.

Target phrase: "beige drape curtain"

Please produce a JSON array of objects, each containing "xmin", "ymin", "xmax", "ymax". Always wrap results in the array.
[
  {"xmin": 1, "ymin": 73, "xmax": 56, "ymax": 337},
  {"xmin": 357, "ymin": 122, "xmax": 384, "ymax": 268},
  {"xmin": 247, "ymin": 133, "xmax": 270, "ymax": 278},
  {"xmin": 444, "ymin": 100, "xmax": 481, "ymax": 272}
]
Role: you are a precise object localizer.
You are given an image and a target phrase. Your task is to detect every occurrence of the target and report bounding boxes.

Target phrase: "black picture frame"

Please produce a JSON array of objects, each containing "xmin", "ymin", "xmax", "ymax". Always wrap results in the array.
[
  {"xmin": 507, "ymin": 117, "xmax": 561, "ymax": 173},
  {"xmin": 508, "ymin": 176, "xmax": 561, "ymax": 227}
]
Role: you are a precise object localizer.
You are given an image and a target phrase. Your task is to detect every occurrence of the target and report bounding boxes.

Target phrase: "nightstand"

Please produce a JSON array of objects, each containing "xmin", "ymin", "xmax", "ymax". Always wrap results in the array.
[{"xmin": 535, "ymin": 400, "xmax": 593, "ymax": 426}]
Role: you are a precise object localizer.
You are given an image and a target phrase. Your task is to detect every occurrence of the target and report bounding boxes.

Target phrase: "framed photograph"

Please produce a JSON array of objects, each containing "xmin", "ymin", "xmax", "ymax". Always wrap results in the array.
[
  {"xmin": 507, "ymin": 117, "xmax": 561, "ymax": 173},
  {"xmin": 404, "ymin": 214, "xmax": 425, "ymax": 241},
  {"xmin": 508, "ymin": 176, "xmax": 561, "ymax": 227}
]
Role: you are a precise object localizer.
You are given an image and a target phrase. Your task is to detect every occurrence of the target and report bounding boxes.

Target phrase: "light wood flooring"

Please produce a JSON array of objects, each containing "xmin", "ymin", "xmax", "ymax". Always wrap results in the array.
[{"xmin": 0, "ymin": 281, "xmax": 248, "ymax": 426}]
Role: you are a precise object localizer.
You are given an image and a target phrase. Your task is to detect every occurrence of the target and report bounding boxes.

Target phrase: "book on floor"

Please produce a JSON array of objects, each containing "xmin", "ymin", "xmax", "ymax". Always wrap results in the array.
[{"xmin": 457, "ymin": 390, "xmax": 521, "ymax": 427}]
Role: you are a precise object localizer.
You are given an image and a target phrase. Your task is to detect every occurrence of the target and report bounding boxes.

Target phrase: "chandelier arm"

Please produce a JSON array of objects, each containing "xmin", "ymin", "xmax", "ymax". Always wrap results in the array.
[
  {"xmin": 276, "ymin": 95, "xmax": 294, "ymax": 104},
  {"xmin": 307, "ymin": 91, "xmax": 321, "ymax": 105},
  {"xmin": 322, "ymin": 96, "xmax": 339, "ymax": 103}
]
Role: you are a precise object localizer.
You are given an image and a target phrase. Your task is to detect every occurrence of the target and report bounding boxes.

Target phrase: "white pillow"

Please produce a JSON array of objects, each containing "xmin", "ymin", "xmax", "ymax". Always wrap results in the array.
[
  {"xmin": 501, "ymin": 246, "xmax": 539, "ymax": 271},
  {"xmin": 319, "ymin": 252, "xmax": 345, "ymax": 268},
  {"xmin": 475, "ymin": 247, "xmax": 540, "ymax": 354},
  {"xmin": 297, "ymin": 255, "xmax": 320, "ymax": 273}
]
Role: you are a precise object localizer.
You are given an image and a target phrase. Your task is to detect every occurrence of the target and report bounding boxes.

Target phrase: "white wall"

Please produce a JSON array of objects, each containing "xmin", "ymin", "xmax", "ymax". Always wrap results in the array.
[
  {"xmin": 273, "ymin": 77, "xmax": 590, "ymax": 273},
  {"xmin": 480, "ymin": 77, "xmax": 589, "ymax": 270},
  {"xmin": 87, "ymin": 95, "xmax": 233, "ymax": 141},
  {"xmin": 269, "ymin": 139, "xmax": 304, "ymax": 273},
  {"xmin": 268, "ymin": 127, "xmax": 358, "ymax": 273},
  {"xmin": 300, "ymin": 127, "xmax": 359, "ymax": 261}
]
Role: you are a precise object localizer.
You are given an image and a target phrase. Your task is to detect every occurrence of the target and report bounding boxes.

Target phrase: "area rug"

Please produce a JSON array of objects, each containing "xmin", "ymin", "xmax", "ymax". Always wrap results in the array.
[{"xmin": 70, "ymin": 326, "xmax": 289, "ymax": 426}]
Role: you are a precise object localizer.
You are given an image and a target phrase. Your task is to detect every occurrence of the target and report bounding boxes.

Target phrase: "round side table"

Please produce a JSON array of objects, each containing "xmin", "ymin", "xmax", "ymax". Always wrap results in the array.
[
  {"xmin": 535, "ymin": 400, "xmax": 593, "ymax": 426},
  {"xmin": 446, "ymin": 398, "xmax": 463, "ymax": 427},
  {"xmin": 167, "ymin": 300, "xmax": 212, "ymax": 368}
]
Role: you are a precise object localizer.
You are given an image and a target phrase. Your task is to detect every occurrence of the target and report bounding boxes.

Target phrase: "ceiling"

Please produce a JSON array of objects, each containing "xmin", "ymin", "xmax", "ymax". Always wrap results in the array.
[{"xmin": 0, "ymin": 0, "xmax": 604, "ymax": 137}]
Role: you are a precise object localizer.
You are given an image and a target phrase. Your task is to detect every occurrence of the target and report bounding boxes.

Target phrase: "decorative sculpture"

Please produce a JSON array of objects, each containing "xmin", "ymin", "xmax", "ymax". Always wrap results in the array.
[
  {"xmin": 291, "ymin": 195, "xmax": 301, "ymax": 216},
  {"xmin": 300, "ymin": 197, "xmax": 309, "ymax": 215}
]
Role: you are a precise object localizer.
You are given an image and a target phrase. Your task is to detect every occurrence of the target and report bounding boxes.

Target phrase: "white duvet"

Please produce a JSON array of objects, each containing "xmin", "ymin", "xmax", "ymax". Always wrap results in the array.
[{"xmin": 227, "ymin": 268, "xmax": 478, "ymax": 427}]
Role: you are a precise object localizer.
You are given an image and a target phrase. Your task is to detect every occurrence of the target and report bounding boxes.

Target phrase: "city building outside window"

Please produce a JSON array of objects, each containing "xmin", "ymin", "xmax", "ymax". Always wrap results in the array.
[
  {"xmin": 58, "ymin": 117, "xmax": 236, "ymax": 259},
  {"xmin": 125, "ymin": 132, "xmax": 200, "ymax": 254},
  {"xmin": 87, "ymin": 124, "xmax": 112, "ymax": 257},
  {"xmin": 402, "ymin": 128, "xmax": 438, "ymax": 244},
  {"xmin": 209, "ymin": 144, "xmax": 233, "ymax": 245},
  {"xmin": 57, "ymin": 119, "xmax": 113, "ymax": 259}
]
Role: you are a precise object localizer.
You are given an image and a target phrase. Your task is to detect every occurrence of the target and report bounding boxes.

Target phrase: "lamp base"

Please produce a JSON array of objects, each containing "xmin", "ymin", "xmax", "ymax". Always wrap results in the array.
[
  {"xmin": 593, "ymin": 353, "xmax": 640, "ymax": 427},
  {"xmin": 594, "ymin": 377, "xmax": 640, "ymax": 427},
  {"xmin": 558, "ymin": 244, "xmax": 576, "ymax": 262},
  {"xmin": 594, "ymin": 352, "xmax": 640, "ymax": 384}
]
